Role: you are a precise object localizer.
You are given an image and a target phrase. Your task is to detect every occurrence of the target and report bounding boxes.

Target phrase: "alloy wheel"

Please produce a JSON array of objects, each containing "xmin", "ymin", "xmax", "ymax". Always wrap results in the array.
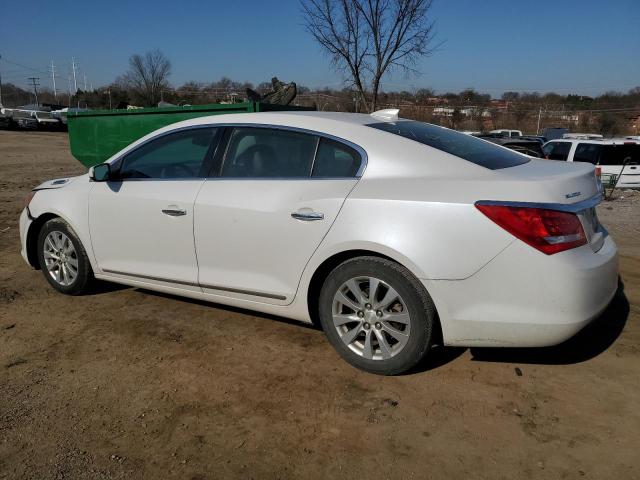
[
  {"xmin": 332, "ymin": 276, "xmax": 411, "ymax": 360},
  {"xmin": 43, "ymin": 231, "xmax": 79, "ymax": 286}
]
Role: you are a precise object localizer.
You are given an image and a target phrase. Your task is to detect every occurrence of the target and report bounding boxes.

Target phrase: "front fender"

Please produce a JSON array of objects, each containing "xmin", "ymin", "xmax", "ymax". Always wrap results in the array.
[{"xmin": 27, "ymin": 178, "xmax": 98, "ymax": 272}]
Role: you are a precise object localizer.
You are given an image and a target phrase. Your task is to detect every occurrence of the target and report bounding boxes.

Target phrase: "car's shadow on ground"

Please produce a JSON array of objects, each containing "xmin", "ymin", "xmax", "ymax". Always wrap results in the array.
[
  {"xmin": 469, "ymin": 280, "xmax": 630, "ymax": 366},
  {"xmin": 133, "ymin": 288, "xmax": 321, "ymax": 331},
  {"xmin": 91, "ymin": 280, "xmax": 130, "ymax": 295},
  {"xmin": 106, "ymin": 280, "xmax": 629, "ymax": 373}
]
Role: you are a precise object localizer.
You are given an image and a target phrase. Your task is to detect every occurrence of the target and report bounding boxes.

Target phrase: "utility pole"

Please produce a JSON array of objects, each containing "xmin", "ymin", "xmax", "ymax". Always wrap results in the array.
[
  {"xmin": 0, "ymin": 53, "xmax": 3, "ymax": 106},
  {"xmin": 67, "ymin": 75, "xmax": 72, "ymax": 107},
  {"xmin": 71, "ymin": 57, "xmax": 78, "ymax": 93},
  {"xmin": 536, "ymin": 106, "xmax": 543, "ymax": 135},
  {"xmin": 50, "ymin": 60, "xmax": 57, "ymax": 99},
  {"xmin": 28, "ymin": 77, "xmax": 40, "ymax": 106}
]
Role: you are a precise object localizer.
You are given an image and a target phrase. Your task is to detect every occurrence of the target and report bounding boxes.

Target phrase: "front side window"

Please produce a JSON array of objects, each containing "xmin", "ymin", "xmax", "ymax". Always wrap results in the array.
[
  {"xmin": 221, "ymin": 127, "xmax": 318, "ymax": 178},
  {"xmin": 119, "ymin": 128, "xmax": 219, "ymax": 179},
  {"xmin": 368, "ymin": 121, "xmax": 529, "ymax": 170},
  {"xmin": 573, "ymin": 143, "xmax": 601, "ymax": 164},
  {"xmin": 312, "ymin": 138, "xmax": 361, "ymax": 177}
]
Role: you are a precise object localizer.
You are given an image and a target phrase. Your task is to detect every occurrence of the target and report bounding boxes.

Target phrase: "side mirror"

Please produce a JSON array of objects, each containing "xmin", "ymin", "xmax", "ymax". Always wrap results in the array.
[{"xmin": 91, "ymin": 163, "xmax": 111, "ymax": 182}]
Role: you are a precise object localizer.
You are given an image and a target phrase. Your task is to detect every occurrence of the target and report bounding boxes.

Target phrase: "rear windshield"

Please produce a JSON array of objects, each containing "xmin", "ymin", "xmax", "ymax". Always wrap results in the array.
[{"xmin": 367, "ymin": 121, "xmax": 530, "ymax": 170}]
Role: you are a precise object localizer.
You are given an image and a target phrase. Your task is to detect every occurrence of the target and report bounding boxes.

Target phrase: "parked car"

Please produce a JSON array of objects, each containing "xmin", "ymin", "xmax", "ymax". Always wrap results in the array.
[
  {"xmin": 11, "ymin": 110, "xmax": 38, "ymax": 130},
  {"xmin": 489, "ymin": 129, "xmax": 523, "ymax": 138},
  {"xmin": 542, "ymin": 127, "xmax": 570, "ymax": 141},
  {"xmin": 31, "ymin": 110, "xmax": 62, "ymax": 130},
  {"xmin": 19, "ymin": 110, "xmax": 618, "ymax": 375},
  {"xmin": 519, "ymin": 135, "xmax": 547, "ymax": 145},
  {"xmin": 476, "ymin": 135, "xmax": 545, "ymax": 157},
  {"xmin": 0, "ymin": 114, "xmax": 10, "ymax": 129},
  {"xmin": 542, "ymin": 138, "xmax": 640, "ymax": 188},
  {"xmin": 562, "ymin": 133, "xmax": 603, "ymax": 140}
]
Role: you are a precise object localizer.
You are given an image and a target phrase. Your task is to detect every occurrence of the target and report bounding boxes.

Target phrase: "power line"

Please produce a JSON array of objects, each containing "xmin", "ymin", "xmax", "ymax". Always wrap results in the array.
[{"xmin": 1, "ymin": 57, "xmax": 49, "ymax": 76}]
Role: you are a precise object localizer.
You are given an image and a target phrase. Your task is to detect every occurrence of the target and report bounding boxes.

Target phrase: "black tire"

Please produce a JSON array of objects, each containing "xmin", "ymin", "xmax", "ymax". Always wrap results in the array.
[
  {"xmin": 318, "ymin": 256, "xmax": 436, "ymax": 375},
  {"xmin": 37, "ymin": 218, "xmax": 94, "ymax": 295}
]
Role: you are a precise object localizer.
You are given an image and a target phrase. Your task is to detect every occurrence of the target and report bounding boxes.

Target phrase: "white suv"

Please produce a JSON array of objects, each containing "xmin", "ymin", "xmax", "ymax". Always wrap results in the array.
[
  {"xmin": 489, "ymin": 129, "xmax": 523, "ymax": 138},
  {"xmin": 542, "ymin": 138, "xmax": 640, "ymax": 188}
]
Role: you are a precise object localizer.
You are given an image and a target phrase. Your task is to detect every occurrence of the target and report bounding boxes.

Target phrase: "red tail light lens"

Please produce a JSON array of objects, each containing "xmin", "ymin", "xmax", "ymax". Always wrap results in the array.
[
  {"xmin": 476, "ymin": 204, "xmax": 587, "ymax": 255},
  {"xmin": 595, "ymin": 166, "xmax": 602, "ymax": 177}
]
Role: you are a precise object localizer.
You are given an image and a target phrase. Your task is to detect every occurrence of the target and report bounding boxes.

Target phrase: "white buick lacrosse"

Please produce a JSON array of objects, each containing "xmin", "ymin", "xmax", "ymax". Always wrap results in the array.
[{"xmin": 19, "ymin": 110, "xmax": 619, "ymax": 374}]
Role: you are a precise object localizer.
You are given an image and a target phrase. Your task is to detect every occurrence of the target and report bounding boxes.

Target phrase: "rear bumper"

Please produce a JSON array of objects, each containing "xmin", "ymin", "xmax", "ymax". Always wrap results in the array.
[{"xmin": 426, "ymin": 234, "xmax": 619, "ymax": 347}]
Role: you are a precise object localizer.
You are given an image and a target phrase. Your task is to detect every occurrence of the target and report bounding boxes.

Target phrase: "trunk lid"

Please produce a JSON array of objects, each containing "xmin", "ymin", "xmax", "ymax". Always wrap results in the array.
[{"xmin": 498, "ymin": 158, "xmax": 600, "ymax": 204}]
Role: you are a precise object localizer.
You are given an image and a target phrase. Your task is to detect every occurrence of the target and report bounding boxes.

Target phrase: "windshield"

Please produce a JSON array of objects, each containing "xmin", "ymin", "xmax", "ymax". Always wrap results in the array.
[{"xmin": 368, "ymin": 121, "xmax": 530, "ymax": 170}]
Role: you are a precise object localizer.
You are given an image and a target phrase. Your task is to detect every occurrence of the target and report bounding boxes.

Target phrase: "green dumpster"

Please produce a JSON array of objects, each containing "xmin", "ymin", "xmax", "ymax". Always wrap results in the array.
[{"xmin": 66, "ymin": 102, "xmax": 314, "ymax": 168}]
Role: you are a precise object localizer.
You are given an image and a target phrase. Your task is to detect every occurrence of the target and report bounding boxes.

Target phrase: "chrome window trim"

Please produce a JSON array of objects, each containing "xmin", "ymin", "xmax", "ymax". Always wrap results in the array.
[
  {"xmin": 309, "ymin": 136, "xmax": 321, "ymax": 177},
  {"xmin": 475, "ymin": 193, "xmax": 603, "ymax": 213},
  {"xmin": 107, "ymin": 122, "xmax": 368, "ymax": 180}
]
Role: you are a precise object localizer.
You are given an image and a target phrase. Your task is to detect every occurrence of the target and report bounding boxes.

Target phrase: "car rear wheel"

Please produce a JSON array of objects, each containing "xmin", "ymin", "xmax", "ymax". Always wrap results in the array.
[
  {"xmin": 319, "ymin": 256, "xmax": 436, "ymax": 375},
  {"xmin": 37, "ymin": 218, "xmax": 94, "ymax": 295}
]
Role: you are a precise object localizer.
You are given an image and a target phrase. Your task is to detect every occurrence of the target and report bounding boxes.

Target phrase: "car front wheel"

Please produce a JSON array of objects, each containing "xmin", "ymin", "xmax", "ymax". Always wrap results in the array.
[
  {"xmin": 319, "ymin": 256, "xmax": 436, "ymax": 375},
  {"xmin": 37, "ymin": 218, "xmax": 94, "ymax": 295}
]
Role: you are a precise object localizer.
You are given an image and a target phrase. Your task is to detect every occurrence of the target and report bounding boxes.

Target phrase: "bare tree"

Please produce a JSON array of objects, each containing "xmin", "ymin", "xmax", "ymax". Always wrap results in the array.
[
  {"xmin": 302, "ymin": 0, "xmax": 437, "ymax": 111},
  {"xmin": 119, "ymin": 49, "xmax": 171, "ymax": 106}
]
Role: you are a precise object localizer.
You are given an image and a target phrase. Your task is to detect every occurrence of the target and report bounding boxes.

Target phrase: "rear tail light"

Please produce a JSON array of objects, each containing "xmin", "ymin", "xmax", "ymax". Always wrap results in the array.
[
  {"xmin": 476, "ymin": 204, "xmax": 587, "ymax": 255},
  {"xmin": 595, "ymin": 166, "xmax": 601, "ymax": 177}
]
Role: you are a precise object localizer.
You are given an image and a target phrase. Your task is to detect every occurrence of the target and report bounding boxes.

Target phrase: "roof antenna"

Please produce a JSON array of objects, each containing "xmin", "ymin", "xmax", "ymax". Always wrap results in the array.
[{"xmin": 370, "ymin": 108, "xmax": 399, "ymax": 120}]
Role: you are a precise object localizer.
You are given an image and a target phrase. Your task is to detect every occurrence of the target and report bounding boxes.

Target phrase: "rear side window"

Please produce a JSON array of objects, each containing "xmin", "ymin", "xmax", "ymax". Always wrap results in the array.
[
  {"xmin": 222, "ymin": 127, "xmax": 317, "ymax": 178},
  {"xmin": 599, "ymin": 144, "xmax": 640, "ymax": 166},
  {"xmin": 543, "ymin": 141, "xmax": 572, "ymax": 161},
  {"xmin": 312, "ymin": 138, "xmax": 361, "ymax": 177},
  {"xmin": 367, "ymin": 121, "xmax": 529, "ymax": 170},
  {"xmin": 574, "ymin": 143, "xmax": 602, "ymax": 164}
]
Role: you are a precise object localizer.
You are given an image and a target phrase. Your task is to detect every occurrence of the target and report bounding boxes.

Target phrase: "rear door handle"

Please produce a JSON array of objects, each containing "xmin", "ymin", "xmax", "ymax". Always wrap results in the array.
[
  {"xmin": 162, "ymin": 208, "xmax": 187, "ymax": 217},
  {"xmin": 291, "ymin": 210, "xmax": 324, "ymax": 221}
]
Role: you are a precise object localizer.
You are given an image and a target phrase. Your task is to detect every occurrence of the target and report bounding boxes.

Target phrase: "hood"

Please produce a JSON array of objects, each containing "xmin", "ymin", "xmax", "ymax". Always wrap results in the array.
[{"xmin": 33, "ymin": 176, "xmax": 79, "ymax": 191}]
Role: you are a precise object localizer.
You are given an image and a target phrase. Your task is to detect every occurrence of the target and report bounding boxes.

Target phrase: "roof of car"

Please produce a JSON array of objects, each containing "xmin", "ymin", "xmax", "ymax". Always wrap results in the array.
[
  {"xmin": 182, "ymin": 110, "xmax": 386, "ymax": 127},
  {"xmin": 477, "ymin": 136, "xmax": 540, "ymax": 145},
  {"xmin": 545, "ymin": 138, "xmax": 638, "ymax": 145}
]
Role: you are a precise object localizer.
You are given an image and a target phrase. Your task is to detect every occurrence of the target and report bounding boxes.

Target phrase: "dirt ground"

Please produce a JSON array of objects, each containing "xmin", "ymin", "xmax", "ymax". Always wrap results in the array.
[{"xmin": 1, "ymin": 130, "xmax": 638, "ymax": 480}]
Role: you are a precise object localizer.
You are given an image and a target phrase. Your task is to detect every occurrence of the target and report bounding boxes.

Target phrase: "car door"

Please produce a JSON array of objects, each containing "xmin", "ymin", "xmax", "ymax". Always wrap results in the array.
[
  {"xmin": 89, "ymin": 127, "xmax": 221, "ymax": 289},
  {"xmin": 193, "ymin": 126, "xmax": 364, "ymax": 305}
]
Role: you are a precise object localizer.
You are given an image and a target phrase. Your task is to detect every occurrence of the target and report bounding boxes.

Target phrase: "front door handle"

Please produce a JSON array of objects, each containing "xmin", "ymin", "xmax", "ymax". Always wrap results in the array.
[
  {"xmin": 291, "ymin": 210, "xmax": 324, "ymax": 221},
  {"xmin": 162, "ymin": 208, "xmax": 187, "ymax": 217}
]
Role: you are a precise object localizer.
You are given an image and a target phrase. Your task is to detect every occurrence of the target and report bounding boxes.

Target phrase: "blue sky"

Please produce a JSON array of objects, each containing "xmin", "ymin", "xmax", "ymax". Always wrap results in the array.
[{"xmin": 1, "ymin": 0, "xmax": 638, "ymax": 97}]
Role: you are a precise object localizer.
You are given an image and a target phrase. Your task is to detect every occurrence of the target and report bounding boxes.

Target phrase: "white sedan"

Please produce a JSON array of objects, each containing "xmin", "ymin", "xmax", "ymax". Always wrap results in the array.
[{"xmin": 19, "ymin": 110, "xmax": 619, "ymax": 375}]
